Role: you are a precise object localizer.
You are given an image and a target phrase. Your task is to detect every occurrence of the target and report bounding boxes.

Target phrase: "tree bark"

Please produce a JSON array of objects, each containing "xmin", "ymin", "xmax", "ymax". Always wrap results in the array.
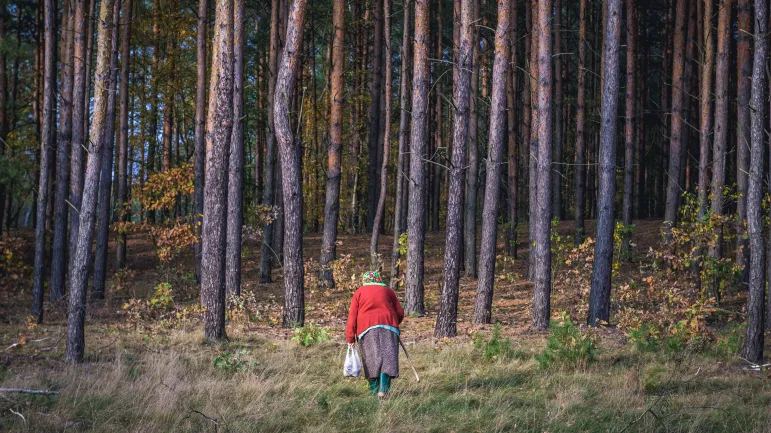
[
  {"xmin": 193, "ymin": 0, "xmax": 208, "ymax": 283},
  {"xmin": 574, "ymin": 0, "xmax": 587, "ymax": 242},
  {"xmin": 462, "ymin": 0, "xmax": 479, "ymax": 278},
  {"xmin": 530, "ymin": 0, "xmax": 552, "ymax": 331},
  {"xmin": 709, "ymin": 0, "xmax": 730, "ymax": 265},
  {"xmin": 697, "ymin": 0, "xmax": 714, "ymax": 218},
  {"xmin": 225, "ymin": 0, "xmax": 245, "ymax": 297},
  {"xmin": 366, "ymin": 0, "xmax": 384, "ymax": 232},
  {"xmin": 473, "ymin": 0, "xmax": 510, "ymax": 325},
  {"xmin": 587, "ymin": 0, "xmax": 622, "ymax": 326},
  {"xmin": 390, "ymin": 0, "xmax": 412, "ymax": 287},
  {"xmin": 435, "ymin": 0, "xmax": 472, "ymax": 337},
  {"xmin": 66, "ymin": 0, "xmax": 115, "ymax": 363},
  {"xmin": 260, "ymin": 0, "xmax": 280, "ymax": 283},
  {"xmin": 405, "ymin": 0, "xmax": 430, "ymax": 315},
  {"xmin": 742, "ymin": 0, "xmax": 766, "ymax": 364},
  {"xmin": 200, "ymin": 0, "xmax": 234, "ymax": 341},
  {"xmin": 551, "ymin": 0, "xmax": 562, "ymax": 221},
  {"xmin": 527, "ymin": 0, "xmax": 539, "ymax": 281},
  {"xmin": 622, "ymin": 0, "xmax": 637, "ymax": 252},
  {"xmin": 92, "ymin": 0, "xmax": 121, "ymax": 300},
  {"xmin": 50, "ymin": 0, "xmax": 74, "ymax": 303},
  {"xmin": 663, "ymin": 0, "xmax": 687, "ymax": 241},
  {"xmin": 114, "ymin": 0, "xmax": 132, "ymax": 273},
  {"xmin": 32, "ymin": 0, "xmax": 57, "ymax": 322},
  {"xmin": 274, "ymin": 0, "xmax": 307, "ymax": 328},
  {"xmin": 370, "ymin": 0, "xmax": 393, "ymax": 267},
  {"xmin": 736, "ymin": 0, "xmax": 751, "ymax": 278}
]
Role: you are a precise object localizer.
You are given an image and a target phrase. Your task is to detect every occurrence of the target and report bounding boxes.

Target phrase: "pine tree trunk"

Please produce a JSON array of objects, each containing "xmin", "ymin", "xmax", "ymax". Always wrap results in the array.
[
  {"xmin": 462, "ymin": 0, "xmax": 478, "ymax": 278},
  {"xmin": 709, "ymin": 0, "xmax": 730, "ymax": 268},
  {"xmin": 697, "ymin": 0, "xmax": 714, "ymax": 218},
  {"xmin": 587, "ymin": 0, "xmax": 622, "ymax": 326},
  {"xmin": 50, "ymin": 0, "xmax": 74, "ymax": 303},
  {"xmin": 506, "ymin": 1, "xmax": 518, "ymax": 258},
  {"xmin": 0, "ymin": 3, "xmax": 7, "ymax": 237},
  {"xmin": 113, "ymin": 0, "xmax": 132, "ymax": 273},
  {"xmin": 472, "ymin": 0, "xmax": 510, "ymax": 325},
  {"xmin": 370, "ymin": 0, "xmax": 392, "ymax": 267},
  {"xmin": 405, "ymin": 0, "xmax": 430, "ymax": 315},
  {"xmin": 527, "ymin": 0, "xmax": 539, "ymax": 281},
  {"xmin": 551, "ymin": 0, "xmax": 562, "ymax": 221},
  {"xmin": 621, "ymin": 0, "xmax": 637, "ymax": 253},
  {"xmin": 742, "ymin": 0, "xmax": 766, "ymax": 364},
  {"xmin": 65, "ymin": 0, "xmax": 115, "ymax": 363},
  {"xmin": 32, "ymin": 0, "xmax": 57, "ymax": 323},
  {"xmin": 275, "ymin": 0, "xmax": 307, "ymax": 328},
  {"xmin": 574, "ymin": 0, "xmax": 587, "ymax": 242},
  {"xmin": 435, "ymin": 0, "xmax": 473, "ymax": 338},
  {"xmin": 92, "ymin": 0, "xmax": 120, "ymax": 300},
  {"xmin": 663, "ymin": 0, "xmax": 687, "ymax": 241},
  {"xmin": 431, "ymin": 0, "xmax": 442, "ymax": 233},
  {"xmin": 201, "ymin": 0, "xmax": 235, "ymax": 341},
  {"xmin": 530, "ymin": 0, "xmax": 552, "ymax": 331},
  {"xmin": 260, "ymin": 0, "xmax": 280, "ymax": 283},
  {"xmin": 735, "ymin": 0, "xmax": 751, "ymax": 279},
  {"xmin": 366, "ymin": 0, "xmax": 384, "ymax": 232},
  {"xmin": 225, "ymin": 0, "xmax": 245, "ymax": 297},
  {"xmin": 390, "ymin": 0, "xmax": 412, "ymax": 287},
  {"xmin": 193, "ymin": 0, "xmax": 208, "ymax": 283}
]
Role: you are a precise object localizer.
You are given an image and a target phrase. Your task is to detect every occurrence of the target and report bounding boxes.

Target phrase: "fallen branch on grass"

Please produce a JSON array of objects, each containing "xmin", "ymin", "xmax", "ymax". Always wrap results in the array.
[
  {"xmin": 9, "ymin": 408, "xmax": 25, "ymax": 423},
  {"xmin": 0, "ymin": 388, "xmax": 60, "ymax": 395},
  {"xmin": 739, "ymin": 357, "xmax": 771, "ymax": 371},
  {"xmin": 190, "ymin": 409, "xmax": 218, "ymax": 424},
  {"xmin": 3, "ymin": 337, "xmax": 51, "ymax": 352}
]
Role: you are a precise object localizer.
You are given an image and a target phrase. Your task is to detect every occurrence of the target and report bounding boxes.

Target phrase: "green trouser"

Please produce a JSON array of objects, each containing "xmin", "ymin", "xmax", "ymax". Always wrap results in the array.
[{"xmin": 368, "ymin": 373, "xmax": 391, "ymax": 396}]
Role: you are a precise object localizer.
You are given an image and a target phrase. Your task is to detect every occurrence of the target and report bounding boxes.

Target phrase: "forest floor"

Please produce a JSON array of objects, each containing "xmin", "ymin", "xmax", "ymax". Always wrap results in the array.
[{"xmin": 1, "ymin": 220, "xmax": 770, "ymax": 432}]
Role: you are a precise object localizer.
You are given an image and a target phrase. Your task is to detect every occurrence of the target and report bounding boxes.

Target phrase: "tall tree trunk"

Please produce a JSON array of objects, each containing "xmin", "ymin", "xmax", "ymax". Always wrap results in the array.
[
  {"xmin": 472, "ymin": 0, "xmax": 510, "ymax": 325},
  {"xmin": 709, "ymin": 0, "xmax": 730, "ymax": 270},
  {"xmin": 527, "ymin": 0, "xmax": 539, "ymax": 281},
  {"xmin": 145, "ymin": 0, "xmax": 160, "ymax": 222},
  {"xmin": 200, "ymin": 0, "xmax": 235, "ymax": 341},
  {"xmin": 370, "ymin": 0, "xmax": 392, "ymax": 267},
  {"xmin": 193, "ymin": 0, "xmax": 208, "ymax": 283},
  {"xmin": 697, "ymin": 0, "xmax": 714, "ymax": 218},
  {"xmin": 0, "ymin": 2, "xmax": 7, "ymax": 237},
  {"xmin": 50, "ymin": 0, "xmax": 74, "ymax": 303},
  {"xmin": 663, "ymin": 0, "xmax": 687, "ymax": 241},
  {"xmin": 225, "ymin": 0, "xmax": 245, "ymax": 297},
  {"xmin": 587, "ymin": 0, "xmax": 622, "ymax": 326},
  {"xmin": 68, "ymin": 0, "xmax": 88, "ymax": 278},
  {"xmin": 66, "ymin": 0, "xmax": 115, "ymax": 363},
  {"xmin": 405, "ymin": 0, "xmax": 430, "ymax": 315},
  {"xmin": 260, "ymin": 0, "xmax": 280, "ymax": 283},
  {"xmin": 506, "ymin": 1, "xmax": 518, "ymax": 258},
  {"xmin": 431, "ymin": 0, "xmax": 442, "ymax": 232},
  {"xmin": 390, "ymin": 0, "xmax": 412, "ymax": 287},
  {"xmin": 275, "ymin": 0, "xmax": 307, "ymax": 328},
  {"xmin": 742, "ymin": 0, "xmax": 766, "ymax": 364},
  {"xmin": 92, "ymin": 0, "xmax": 120, "ymax": 300},
  {"xmin": 462, "ymin": 0, "xmax": 478, "ymax": 278},
  {"xmin": 574, "ymin": 0, "xmax": 587, "ymax": 242},
  {"xmin": 621, "ymin": 0, "xmax": 637, "ymax": 253},
  {"xmin": 113, "ymin": 0, "xmax": 132, "ymax": 273},
  {"xmin": 435, "ymin": 0, "xmax": 472, "ymax": 338},
  {"xmin": 32, "ymin": 0, "xmax": 57, "ymax": 322},
  {"xmin": 551, "ymin": 0, "xmax": 562, "ymax": 221},
  {"xmin": 320, "ymin": 0, "xmax": 344, "ymax": 287},
  {"xmin": 366, "ymin": 0, "xmax": 384, "ymax": 232},
  {"xmin": 530, "ymin": 0, "xmax": 552, "ymax": 331},
  {"xmin": 736, "ymin": 0, "xmax": 752, "ymax": 280}
]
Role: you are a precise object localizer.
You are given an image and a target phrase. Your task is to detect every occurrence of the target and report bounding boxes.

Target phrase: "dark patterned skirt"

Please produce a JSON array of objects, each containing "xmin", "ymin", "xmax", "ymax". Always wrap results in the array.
[{"xmin": 359, "ymin": 327, "xmax": 400, "ymax": 379}]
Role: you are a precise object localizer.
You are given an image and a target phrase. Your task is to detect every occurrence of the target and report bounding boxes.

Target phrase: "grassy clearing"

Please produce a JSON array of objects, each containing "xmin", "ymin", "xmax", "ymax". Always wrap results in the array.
[{"xmin": 1, "ymin": 326, "xmax": 770, "ymax": 432}]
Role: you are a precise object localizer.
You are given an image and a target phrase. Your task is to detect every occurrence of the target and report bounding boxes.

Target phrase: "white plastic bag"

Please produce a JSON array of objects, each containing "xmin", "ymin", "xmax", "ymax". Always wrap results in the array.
[{"xmin": 344, "ymin": 343, "xmax": 362, "ymax": 377}]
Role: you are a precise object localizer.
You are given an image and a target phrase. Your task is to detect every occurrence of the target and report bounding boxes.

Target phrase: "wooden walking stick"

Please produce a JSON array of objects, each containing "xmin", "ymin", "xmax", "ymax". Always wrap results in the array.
[{"xmin": 398, "ymin": 338, "xmax": 420, "ymax": 382}]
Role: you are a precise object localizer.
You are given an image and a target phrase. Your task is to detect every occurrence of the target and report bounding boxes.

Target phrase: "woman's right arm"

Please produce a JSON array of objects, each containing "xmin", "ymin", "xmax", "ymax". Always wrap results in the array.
[{"xmin": 345, "ymin": 292, "xmax": 359, "ymax": 343}]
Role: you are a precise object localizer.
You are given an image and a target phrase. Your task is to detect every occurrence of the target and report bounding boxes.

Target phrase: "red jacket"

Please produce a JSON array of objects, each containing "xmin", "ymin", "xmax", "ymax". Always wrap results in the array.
[{"xmin": 345, "ymin": 284, "xmax": 405, "ymax": 343}]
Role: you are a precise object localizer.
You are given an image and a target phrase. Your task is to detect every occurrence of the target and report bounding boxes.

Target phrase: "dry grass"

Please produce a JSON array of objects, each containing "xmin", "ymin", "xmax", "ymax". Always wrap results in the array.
[{"xmin": 1, "ymin": 221, "xmax": 770, "ymax": 432}]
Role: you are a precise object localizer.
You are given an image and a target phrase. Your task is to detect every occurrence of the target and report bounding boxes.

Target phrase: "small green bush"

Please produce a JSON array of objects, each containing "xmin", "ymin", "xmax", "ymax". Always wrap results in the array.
[
  {"xmin": 212, "ymin": 349, "xmax": 257, "ymax": 371},
  {"xmin": 629, "ymin": 323, "xmax": 660, "ymax": 352},
  {"xmin": 291, "ymin": 324, "xmax": 333, "ymax": 347},
  {"xmin": 536, "ymin": 313, "xmax": 597, "ymax": 369},
  {"xmin": 473, "ymin": 324, "xmax": 515, "ymax": 362}
]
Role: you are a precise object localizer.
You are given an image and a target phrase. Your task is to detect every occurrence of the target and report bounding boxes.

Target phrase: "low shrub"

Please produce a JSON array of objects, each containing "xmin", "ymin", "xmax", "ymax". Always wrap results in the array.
[
  {"xmin": 536, "ymin": 313, "xmax": 597, "ymax": 369},
  {"xmin": 291, "ymin": 323, "xmax": 333, "ymax": 347}
]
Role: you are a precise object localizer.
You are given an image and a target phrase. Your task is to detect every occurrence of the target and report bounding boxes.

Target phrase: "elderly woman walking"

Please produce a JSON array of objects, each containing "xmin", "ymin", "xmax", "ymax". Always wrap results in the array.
[{"xmin": 345, "ymin": 271, "xmax": 404, "ymax": 398}]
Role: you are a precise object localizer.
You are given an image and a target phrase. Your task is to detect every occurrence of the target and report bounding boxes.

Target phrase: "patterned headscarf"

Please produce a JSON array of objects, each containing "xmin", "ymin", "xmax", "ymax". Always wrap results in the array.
[{"xmin": 361, "ymin": 270, "xmax": 384, "ymax": 285}]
